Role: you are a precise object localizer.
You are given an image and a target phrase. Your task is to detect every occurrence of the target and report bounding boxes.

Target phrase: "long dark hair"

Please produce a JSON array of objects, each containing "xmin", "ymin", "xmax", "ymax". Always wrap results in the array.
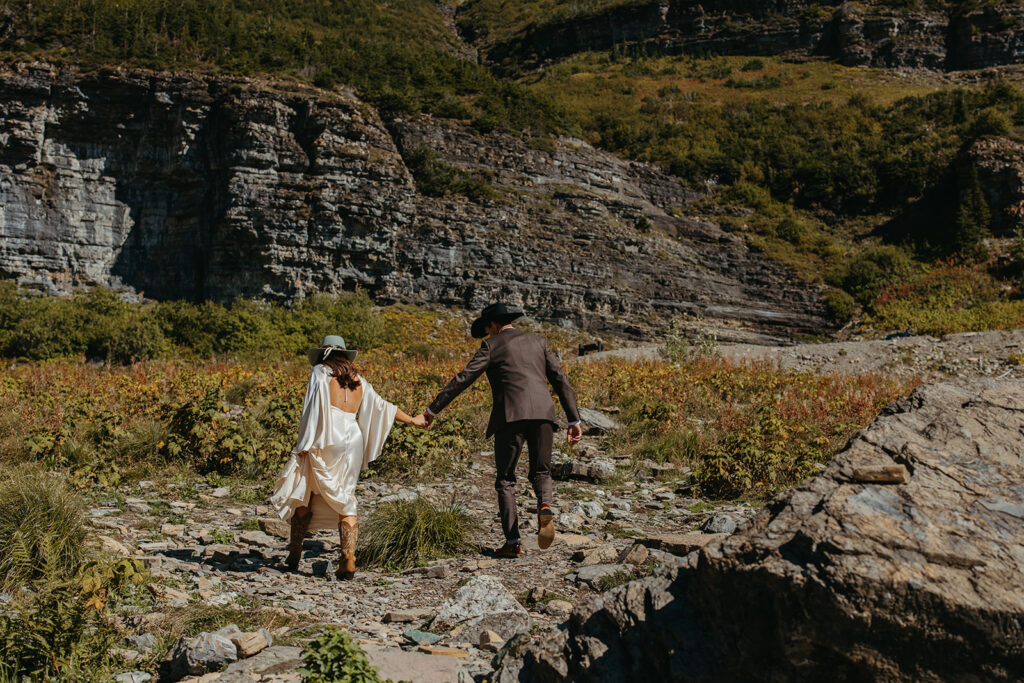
[{"xmin": 321, "ymin": 352, "xmax": 361, "ymax": 390}]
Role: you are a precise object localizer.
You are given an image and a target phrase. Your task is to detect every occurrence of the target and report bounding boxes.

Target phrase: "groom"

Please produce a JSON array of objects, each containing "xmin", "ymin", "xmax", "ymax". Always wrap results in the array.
[{"xmin": 422, "ymin": 303, "xmax": 582, "ymax": 558}]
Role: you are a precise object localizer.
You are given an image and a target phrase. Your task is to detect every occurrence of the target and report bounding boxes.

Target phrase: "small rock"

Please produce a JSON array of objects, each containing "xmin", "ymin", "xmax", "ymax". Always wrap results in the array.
[
  {"xmin": 238, "ymin": 530, "xmax": 276, "ymax": 547},
  {"xmin": 477, "ymin": 559, "xmax": 498, "ymax": 569},
  {"xmin": 230, "ymin": 631, "xmax": 270, "ymax": 658},
  {"xmin": 558, "ymin": 533, "xmax": 594, "ymax": 547},
  {"xmin": 99, "ymin": 535, "xmax": 132, "ymax": 557},
  {"xmin": 115, "ymin": 672, "xmax": 152, "ymax": 683},
  {"xmin": 546, "ymin": 599, "xmax": 574, "ymax": 615},
  {"xmin": 384, "ymin": 607, "xmax": 434, "ymax": 623},
  {"xmin": 433, "ymin": 575, "xmax": 531, "ymax": 643},
  {"xmin": 163, "ymin": 632, "xmax": 237, "ymax": 679},
  {"xmin": 617, "ymin": 543, "xmax": 650, "ymax": 566},
  {"xmin": 403, "ymin": 629, "xmax": 442, "ymax": 646},
  {"xmin": 211, "ymin": 487, "xmax": 231, "ymax": 498},
  {"xmin": 578, "ymin": 407, "xmax": 623, "ymax": 433},
  {"xmin": 639, "ymin": 532, "xmax": 728, "ymax": 556},
  {"xmin": 161, "ymin": 524, "xmax": 185, "ymax": 537},
  {"xmin": 416, "ymin": 645, "xmax": 468, "ymax": 658},
  {"xmin": 558, "ymin": 512, "xmax": 586, "ymax": 531},
  {"xmin": 572, "ymin": 545, "xmax": 618, "ymax": 566},
  {"xmin": 214, "ymin": 624, "xmax": 242, "ymax": 639},
  {"xmin": 149, "ymin": 583, "xmax": 191, "ymax": 604},
  {"xmin": 479, "ymin": 629, "xmax": 505, "ymax": 652},
  {"xmin": 127, "ymin": 633, "xmax": 158, "ymax": 651},
  {"xmin": 202, "ymin": 544, "xmax": 240, "ymax": 562},
  {"xmin": 570, "ymin": 501, "xmax": 603, "ymax": 518},
  {"xmin": 259, "ymin": 518, "xmax": 291, "ymax": 539},
  {"xmin": 427, "ymin": 564, "xmax": 450, "ymax": 579},
  {"xmin": 701, "ymin": 514, "xmax": 738, "ymax": 535}
]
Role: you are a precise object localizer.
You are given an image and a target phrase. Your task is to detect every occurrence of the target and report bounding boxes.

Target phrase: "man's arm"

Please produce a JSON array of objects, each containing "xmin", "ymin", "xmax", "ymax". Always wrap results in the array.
[
  {"xmin": 427, "ymin": 341, "xmax": 491, "ymax": 417},
  {"xmin": 544, "ymin": 341, "xmax": 581, "ymax": 425}
]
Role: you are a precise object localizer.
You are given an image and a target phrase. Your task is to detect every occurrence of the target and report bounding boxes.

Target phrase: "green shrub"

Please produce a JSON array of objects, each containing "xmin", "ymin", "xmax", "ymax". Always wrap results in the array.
[
  {"xmin": 0, "ymin": 577, "xmax": 119, "ymax": 679},
  {"xmin": 0, "ymin": 466, "xmax": 86, "ymax": 590},
  {"xmin": 302, "ymin": 626, "xmax": 396, "ymax": 683},
  {"xmin": 358, "ymin": 496, "xmax": 475, "ymax": 570},
  {"xmin": 694, "ymin": 403, "xmax": 825, "ymax": 499},
  {"xmin": 87, "ymin": 311, "xmax": 167, "ymax": 363},
  {"xmin": 401, "ymin": 144, "xmax": 498, "ymax": 202},
  {"xmin": 822, "ymin": 287, "xmax": 858, "ymax": 322},
  {"xmin": 371, "ymin": 414, "xmax": 472, "ymax": 479},
  {"xmin": 829, "ymin": 245, "xmax": 917, "ymax": 308}
]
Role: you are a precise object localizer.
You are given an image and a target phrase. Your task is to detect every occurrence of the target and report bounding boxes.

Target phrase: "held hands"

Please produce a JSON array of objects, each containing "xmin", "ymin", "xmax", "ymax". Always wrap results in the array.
[
  {"xmin": 409, "ymin": 413, "xmax": 430, "ymax": 428},
  {"xmin": 567, "ymin": 423, "xmax": 583, "ymax": 444}
]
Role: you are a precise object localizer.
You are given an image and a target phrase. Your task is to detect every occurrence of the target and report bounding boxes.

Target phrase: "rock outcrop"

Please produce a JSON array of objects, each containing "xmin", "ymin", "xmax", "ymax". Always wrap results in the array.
[
  {"xmin": 495, "ymin": 378, "xmax": 1024, "ymax": 681},
  {"xmin": 966, "ymin": 136, "xmax": 1024, "ymax": 236},
  {"xmin": 0, "ymin": 61, "xmax": 828, "ymax": 338},
  {"xmin": 464, "ymin": 1, "xmax": 1024, "ymax": 73}
]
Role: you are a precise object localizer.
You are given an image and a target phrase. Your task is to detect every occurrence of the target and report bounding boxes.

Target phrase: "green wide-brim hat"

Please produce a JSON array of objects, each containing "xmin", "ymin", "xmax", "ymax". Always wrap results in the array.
[{"xmin": 307, "ymin": 334, "xmax": 358, "ymax": 365}]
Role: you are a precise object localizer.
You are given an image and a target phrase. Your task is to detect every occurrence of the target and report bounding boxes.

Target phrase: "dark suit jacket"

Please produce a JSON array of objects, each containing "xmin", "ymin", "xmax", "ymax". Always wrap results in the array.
[{"xmin": 429, "ymin": 328, "xmax": 581, "ymax": 437}]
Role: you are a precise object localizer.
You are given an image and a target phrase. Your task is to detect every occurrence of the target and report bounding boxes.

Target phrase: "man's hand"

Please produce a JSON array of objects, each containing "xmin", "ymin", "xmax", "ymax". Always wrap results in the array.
[
  {"xmin": 422, "ymin": 411, "xmax": 435, "ymax": 429},
  {"xmin": 567, "ymin": 423, "xmax": 582, "ymax": 444}
]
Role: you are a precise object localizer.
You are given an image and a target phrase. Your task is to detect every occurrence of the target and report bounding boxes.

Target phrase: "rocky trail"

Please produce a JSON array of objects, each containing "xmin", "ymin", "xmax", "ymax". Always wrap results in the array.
[
  {"xmin": 586, "ymin": 327, "xmax": 1024, "ymax": 381},
  {"xmin": 94, "ymin": 432, "xmax": 746, "ymax": 682}
]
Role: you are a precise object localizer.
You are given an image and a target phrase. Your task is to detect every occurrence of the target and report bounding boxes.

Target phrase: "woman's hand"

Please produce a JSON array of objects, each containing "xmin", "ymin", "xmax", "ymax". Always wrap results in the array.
[{"xmin": 409, "ymin": 413, "xmax": 429, "ymax": 428}]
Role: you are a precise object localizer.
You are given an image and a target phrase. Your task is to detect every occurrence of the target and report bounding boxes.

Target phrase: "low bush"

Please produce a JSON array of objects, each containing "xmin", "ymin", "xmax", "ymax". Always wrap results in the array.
[
  {"xmin": 302, "ymin": 626, "xmax": 396, "ymax": 683},
  {"xmin": 358, "ymin": 497, "xmax": 475, "ymax": 570},
  {"xmin": 868, "ymin": 259, "xmax": 1024, "ymax": 335},
  {"xmin": 370, "ymin": 414, "xmax": 473, "ymax": 479}
]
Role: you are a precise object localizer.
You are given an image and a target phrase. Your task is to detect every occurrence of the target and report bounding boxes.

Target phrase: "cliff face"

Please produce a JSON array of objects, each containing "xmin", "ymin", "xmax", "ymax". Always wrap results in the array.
[
  {"xmin": 468, "ymin": 1, "xmax": 1024, "ymax": 72},
  {"xmin": 0, "ymin": 62, "xmax": 827, "ymax": 339}
]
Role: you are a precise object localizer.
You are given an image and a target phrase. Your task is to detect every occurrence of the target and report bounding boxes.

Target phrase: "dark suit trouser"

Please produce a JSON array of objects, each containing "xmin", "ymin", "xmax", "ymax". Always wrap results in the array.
[{"xmin": 494, "ymin": 420, "xmax": 554, "ymax": 543}]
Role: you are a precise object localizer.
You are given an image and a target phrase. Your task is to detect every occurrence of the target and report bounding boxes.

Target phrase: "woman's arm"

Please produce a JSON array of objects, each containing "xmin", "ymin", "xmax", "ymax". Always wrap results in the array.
[{"xmin": 394, "ymin": 408, "xmax": 428, "ymax": 427}]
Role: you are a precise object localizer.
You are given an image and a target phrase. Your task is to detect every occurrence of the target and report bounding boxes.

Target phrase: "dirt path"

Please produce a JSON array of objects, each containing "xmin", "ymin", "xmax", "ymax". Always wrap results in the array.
[{"xmin": 97, "ymin": 436, "xmax": 741, "ymax": 681}]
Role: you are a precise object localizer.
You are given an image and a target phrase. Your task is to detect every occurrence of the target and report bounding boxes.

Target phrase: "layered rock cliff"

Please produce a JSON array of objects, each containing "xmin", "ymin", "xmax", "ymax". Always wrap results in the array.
[
  {"xmin": 463, "ymin": 1, "xmax": 1024, "ymax": 72},
  {"xmin": 0, "ymin": 62, "xmax": 828, "ymax": 338}
]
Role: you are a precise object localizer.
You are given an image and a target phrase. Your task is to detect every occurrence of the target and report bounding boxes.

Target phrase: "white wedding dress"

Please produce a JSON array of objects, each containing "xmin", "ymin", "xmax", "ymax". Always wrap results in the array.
[{"xmin": 271, "ymin": 364, "xmax": 397, "ymax": 530}]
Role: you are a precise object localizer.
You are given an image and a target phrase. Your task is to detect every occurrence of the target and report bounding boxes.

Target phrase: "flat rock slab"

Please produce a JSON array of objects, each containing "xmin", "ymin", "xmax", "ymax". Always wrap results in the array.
[
  {"xmin": 365, "ymin": 646, "xmax": 465, "ymax": 681},
  {"xmin": 578, "ymin": 407, "xmax": 623, "ymax": 433},
  {"xmin": 215, "ymin": 645, "xmax": 302, "ymax": 682},
  {"xmin": 639, "ymin": 532, "xmax": 727, "ymax": 556},
  {"xmin": 433, "ymin": 575, "xmax": 531, "ymax": 643},
  {"xmin": 496, "ymin": 379, "xmax": 1024, "ymax": 681}
]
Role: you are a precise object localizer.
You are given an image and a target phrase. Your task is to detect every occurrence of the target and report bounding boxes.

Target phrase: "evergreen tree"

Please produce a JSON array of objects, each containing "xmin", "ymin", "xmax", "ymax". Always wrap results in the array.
[{"xmin": 954, "ymin": 163, "xmax": 991, "ymax": 259}]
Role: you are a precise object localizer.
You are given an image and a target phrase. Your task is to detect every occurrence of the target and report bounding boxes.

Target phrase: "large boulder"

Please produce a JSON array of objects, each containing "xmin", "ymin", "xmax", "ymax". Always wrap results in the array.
[
  {"xmin": 161, "ymin": 631, "xmax": 238, "ymax": 680},
  {"xmin": 433, "ymin": 575, "xmax": 531, "ymax": 644},
  {"xmin": 495, "ymin": 379, "xmax": 1024, "ymax": 681}
]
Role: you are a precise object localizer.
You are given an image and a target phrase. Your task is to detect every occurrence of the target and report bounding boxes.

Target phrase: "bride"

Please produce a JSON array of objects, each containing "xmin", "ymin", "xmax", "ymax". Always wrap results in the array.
[{"xmin": 271, "ymin": 335, "xmax": 427, "ymax": 579}]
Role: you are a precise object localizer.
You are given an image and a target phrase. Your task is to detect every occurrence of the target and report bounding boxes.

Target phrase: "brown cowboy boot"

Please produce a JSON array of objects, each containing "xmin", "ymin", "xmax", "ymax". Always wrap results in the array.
[
  {"xmin": 285, "ymin": 508, "xmax": 312, "ymax": 571},
  {"xmin": 336, "ymin": 521, "xmax": 358, "ymax": 580}
]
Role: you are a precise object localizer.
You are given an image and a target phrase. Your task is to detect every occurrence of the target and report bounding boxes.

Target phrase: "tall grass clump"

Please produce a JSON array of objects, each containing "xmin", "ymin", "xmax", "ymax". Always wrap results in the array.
[
  {"xmin": 0, "ymin": 465, "xmax": 86, "ymax": 589},
  {"xmin": 358, "ymin": 497, "xmax": 475, "ymax": 570}
]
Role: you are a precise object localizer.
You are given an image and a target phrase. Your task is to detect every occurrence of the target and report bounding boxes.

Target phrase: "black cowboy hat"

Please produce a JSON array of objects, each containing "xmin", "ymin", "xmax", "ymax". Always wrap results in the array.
[{"xmin": 471, "ymin": 303, "xmax": 524, "ymax": 338}]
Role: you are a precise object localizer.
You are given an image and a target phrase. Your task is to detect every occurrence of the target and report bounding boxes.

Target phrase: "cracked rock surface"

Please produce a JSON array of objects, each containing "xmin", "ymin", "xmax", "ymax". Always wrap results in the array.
[{"xmin": 495, "ymin": 378, "xmax": 1024, "ymax": 681}]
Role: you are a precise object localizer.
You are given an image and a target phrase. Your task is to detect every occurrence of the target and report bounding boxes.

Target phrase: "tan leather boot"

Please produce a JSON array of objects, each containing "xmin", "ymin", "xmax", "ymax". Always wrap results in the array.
[
  {"xmin": 337, "ymin": 521, "xmax": 357, "ymax": 580},
  {"xmin": 285, "ymin": 507, "xmax": 312, "ymax": 571}
]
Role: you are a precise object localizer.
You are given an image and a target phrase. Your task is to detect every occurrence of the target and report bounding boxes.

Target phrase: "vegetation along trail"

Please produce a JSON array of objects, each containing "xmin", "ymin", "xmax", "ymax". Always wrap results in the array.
[{"xmin": 2, "ymin": 0, "xmax": 1024, "ymax": 679}]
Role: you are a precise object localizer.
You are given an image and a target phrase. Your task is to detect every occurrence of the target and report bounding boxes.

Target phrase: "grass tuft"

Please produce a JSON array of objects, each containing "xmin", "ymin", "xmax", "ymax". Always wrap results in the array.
[
  {"xmin": 0, "ymin": 466, "xmax": 86, "ymax": 590},
  {"xmin": 358, "ymin": 497, "xmax": 476, "ymax": 570}
]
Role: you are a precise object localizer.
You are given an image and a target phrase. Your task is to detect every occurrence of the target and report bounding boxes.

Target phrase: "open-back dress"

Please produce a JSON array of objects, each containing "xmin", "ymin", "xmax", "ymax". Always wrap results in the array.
[{"xmin": 271, "ymin": 364, "xmax": 397, "ymax": 530}]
